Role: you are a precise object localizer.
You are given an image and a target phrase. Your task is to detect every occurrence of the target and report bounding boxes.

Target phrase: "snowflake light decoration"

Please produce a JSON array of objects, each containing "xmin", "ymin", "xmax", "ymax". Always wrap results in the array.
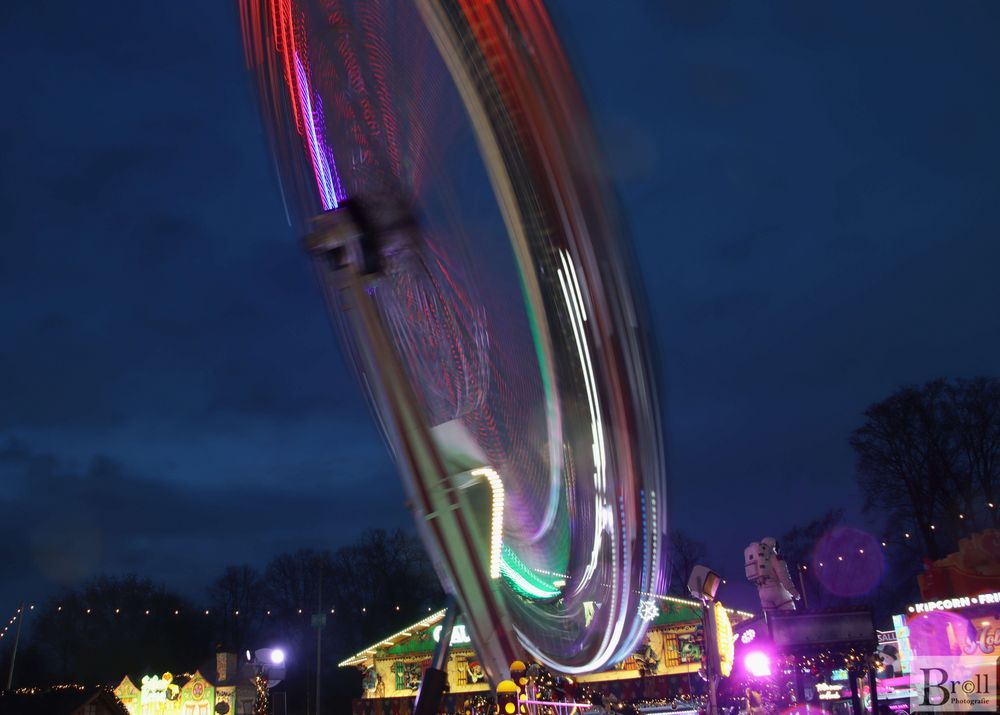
[{"xmin": 638, "ymin": 599, "xmax": 660, "ymax": 621}]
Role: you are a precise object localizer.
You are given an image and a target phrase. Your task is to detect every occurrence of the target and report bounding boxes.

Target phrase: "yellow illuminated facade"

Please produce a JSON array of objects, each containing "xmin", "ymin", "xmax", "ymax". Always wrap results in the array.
[{"xmin": 114, "ymin": 671, "xmax": 230, "ymax": 715}]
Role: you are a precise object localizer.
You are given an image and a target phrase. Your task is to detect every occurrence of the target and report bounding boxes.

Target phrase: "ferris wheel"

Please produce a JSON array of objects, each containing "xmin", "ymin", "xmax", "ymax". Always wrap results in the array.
[{"xmin": 240, "ymin": 0, "xmax": 668, "ymax": 687}]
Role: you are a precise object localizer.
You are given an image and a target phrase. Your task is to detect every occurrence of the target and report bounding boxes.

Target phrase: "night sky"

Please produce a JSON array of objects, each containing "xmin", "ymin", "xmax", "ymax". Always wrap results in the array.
[{"xmin": 2, "ymin": 1, "xmax": 998, "ymax": 616}]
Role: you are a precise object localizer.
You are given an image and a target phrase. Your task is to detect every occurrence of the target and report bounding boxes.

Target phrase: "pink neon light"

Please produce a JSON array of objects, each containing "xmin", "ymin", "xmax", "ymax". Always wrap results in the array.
[{"xmin": 745, "ymin": 651, "xmax": 772, "ymax": 677}]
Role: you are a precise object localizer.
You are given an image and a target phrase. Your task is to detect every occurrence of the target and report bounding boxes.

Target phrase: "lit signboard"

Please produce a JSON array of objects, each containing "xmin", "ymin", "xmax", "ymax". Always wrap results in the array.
[
  {"xmin": 714, "ymin": 602, "xmax": 734, "ymax": 678},
  {"xmin": 432, "ymin": 624, "xmax": 472, "ymax": 646},
  {"xmin": 906, "ymin": 592, "xmax": 1000, "ymax": 614},
  {"xmin": 892, "ymin": 614, "xmax": 914, "ymax": 675},
  {"xmin": 815, "ymin": 683, "xmax": 844, "ymax": 701}
]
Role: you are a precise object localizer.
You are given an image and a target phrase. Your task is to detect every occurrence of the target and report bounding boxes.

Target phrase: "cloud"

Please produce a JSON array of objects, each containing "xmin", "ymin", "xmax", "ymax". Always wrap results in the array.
[
  {"xmin": 2, "ymin": 0, "xmax": 999, "ymax": 621},
  {"xmin": 0, "ymin": 438, "xmax": 410, "ymax": 607}
]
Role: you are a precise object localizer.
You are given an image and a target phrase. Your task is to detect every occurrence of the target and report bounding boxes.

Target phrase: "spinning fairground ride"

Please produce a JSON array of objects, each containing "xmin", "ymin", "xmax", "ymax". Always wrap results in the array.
[{"xmin": 239, "ymin": 0, "xmax": 668, "ymax": 707}]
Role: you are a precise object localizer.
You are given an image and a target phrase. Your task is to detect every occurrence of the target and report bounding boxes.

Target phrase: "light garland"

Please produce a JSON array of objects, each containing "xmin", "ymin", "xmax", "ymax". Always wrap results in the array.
[
  {"xmin": 7, "ymin": 560, "xmax": 765, "ymax": 636},
  {"xmin": 0, "ymin": 604, "xmax": 34, "ymax": 641},
  {"xmin": 7, "ymin": 683, "xmax": 130, "ymax": 710},
  {"xmin": 16, "ymin": 602, "xmax": 426, "ymax": 621},
  {"xmin": 772, "ymin": 647, "xmax": 877, "ymax": 674},
  {"xmin": 628, "ymin": 591, "xmax": 754, "ymax": 620},
  {"xmin": 338, "ymin": 609, "xmax": 449, "ymax": 667},
  {"xmin": 341, "ymin": 591, "xmax": 755, "ymax": 671},
  {"xmin": 252, "ymin": 673, "xmax": 269, "ymax": 715},
  {"xmin": 449, "ymin": 662, "xmax": 720, "ymax": 714}
]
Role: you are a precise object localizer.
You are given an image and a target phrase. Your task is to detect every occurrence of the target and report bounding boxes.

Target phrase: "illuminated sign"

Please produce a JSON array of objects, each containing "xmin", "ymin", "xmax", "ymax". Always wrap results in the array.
[
  {"xmin": 966, "ymin": 619, "xmax": 1000, "ymax": 655},
  {"xmin": 432, "ymin": 624, "xmax": 472, "ymax": 646},
  {"xmin": 892, "ymin": 614, "xmax": 914, "ymax": 675},
  {"xmin": 906, "ymin": 592, "xmax": 1000, "ymax": 614},
  {"xmin": 831, "ymin": 669, "xmax": 849, "ymax": 681},
  {"xmin": 878, "ymin": 685, "xmax": 916, "ymax": 701},
  {"xmin": 816, "ymin": 683, "xmax": 844, "ymax": 701}
]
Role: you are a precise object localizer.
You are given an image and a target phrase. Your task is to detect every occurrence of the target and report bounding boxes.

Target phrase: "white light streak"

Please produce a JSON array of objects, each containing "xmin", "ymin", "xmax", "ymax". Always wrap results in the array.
[{"xmin": 471, "ymin": 466, "xmax": 505, "ymax": 580}]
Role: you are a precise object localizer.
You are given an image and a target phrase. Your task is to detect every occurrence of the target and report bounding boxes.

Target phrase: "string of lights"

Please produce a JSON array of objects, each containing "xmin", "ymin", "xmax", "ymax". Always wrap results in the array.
[
  {"xmin": 6, "ymin": 527, "xmax": 947, "ymax": 648},
  {"xmin": 9, "ymin": 602, "xmax": 437, "ymax": 621},
  {"xmin": 0, "ymin": 603, "xmax": 34, "ymax": 641},
  {"xmin": 788, "ymin": 522, "xmax": 984, "ymax": 573},
  {"xmin": 632, "ymin": 591, "xmax": 755, "ymax": 620},
  {"xmin": 780, "ymin": 503, "xmax": 1000, "ymax": 580},
  {"xmin": 456, "ymin": 662, "xmax": 712, "ymax": 714},
  {"xmin": 11, "ymin": 684, "xmax": 109, "ymax": 695},
  {"xmin": 251, "ymin": 673, "xmax": 269, "ymax": 715},
  {"xmin": 14, "ymin": 591, "xmax": 755, "ymax": 621}
]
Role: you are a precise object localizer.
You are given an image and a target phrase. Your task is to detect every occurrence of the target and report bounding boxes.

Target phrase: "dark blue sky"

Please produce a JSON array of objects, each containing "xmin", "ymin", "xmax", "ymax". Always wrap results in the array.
[{"xmin": 1, "ymin": 0, "xmax": 998, "ymax": 615}]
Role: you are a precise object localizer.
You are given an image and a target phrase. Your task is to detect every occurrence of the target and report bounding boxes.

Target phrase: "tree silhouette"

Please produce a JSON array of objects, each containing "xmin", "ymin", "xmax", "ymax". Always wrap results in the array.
[
  {"xmin": 29, "ymin": 575, "xmax": 210, "ymax": 685},
  {"xmin": 212, "ymin": 530, "xmax": 443, "ymax": 714},
  {"xmin": 208, "ymin": 565, "xmax": 266, "ymax": 651},
  {"xmin": 850, "ymin": 377, "xmax": 1000, "ymax": 559},
  {"xmin": 14, "ymin": 529, "xmax": 443, "ymax": 712},
  {"xmin": 778, "ymin": 509, "xmax": 845, "ymax": 573},
  {"xmin": 667, "ymin": 530, "xmax": 707, "ymax": 596},
  {"xmin": 776, "ymin": 509, "xmax": 844, "ymax": 609}
]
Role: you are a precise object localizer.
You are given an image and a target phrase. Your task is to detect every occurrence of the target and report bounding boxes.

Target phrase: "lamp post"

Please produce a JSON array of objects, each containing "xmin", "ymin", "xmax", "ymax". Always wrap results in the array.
[
  {"xmin": 687, "ymin": 566, "xmax": 723, "ymax": 715},
  {"xmin": 5, "ymin": 603, "xmax": 26, "ymax": 691},
  {"xmin": 796, "ymin": 564, "xmax": 810, "ymax": 609},
  {"xmin": 313, "ymin": 572, "xmax": 324, "ymax": 715}
]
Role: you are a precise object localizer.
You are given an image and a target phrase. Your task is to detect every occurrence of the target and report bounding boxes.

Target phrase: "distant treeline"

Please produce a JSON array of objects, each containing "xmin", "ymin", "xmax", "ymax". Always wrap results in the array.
[{"xmin": 2, "ymin": 528, "xmax": 443, "ymax": 713}]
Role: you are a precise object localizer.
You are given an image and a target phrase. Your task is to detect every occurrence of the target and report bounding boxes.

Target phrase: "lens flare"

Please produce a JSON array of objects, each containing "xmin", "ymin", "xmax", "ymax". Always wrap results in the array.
[
  {"xmin": 907, "ymin": 610, "xmax": 974, "ymax": 657},
  {"xmin": 744, "ymin": 650, "xmax": 772, "ymax": 677},
  {"xmin": 812, "ymin": 526, "xmax": 884, "ymax": 597}
]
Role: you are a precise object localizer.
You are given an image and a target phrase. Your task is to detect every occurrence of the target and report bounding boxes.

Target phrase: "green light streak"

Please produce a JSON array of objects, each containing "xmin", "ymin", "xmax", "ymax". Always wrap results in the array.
[{"xmin": 500, "ymin": 546, "xmax": 562, "ymax": 600}]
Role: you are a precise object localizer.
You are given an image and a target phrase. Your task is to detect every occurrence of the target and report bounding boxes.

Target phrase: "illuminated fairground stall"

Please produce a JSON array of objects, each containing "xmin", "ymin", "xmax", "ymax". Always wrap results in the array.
[
  {"xmin": 112, "ymin": 653, "xmax": 261, "ymax": 715},
  {"xmin": 114, "ymin": 672, "xmax": 218, "ymax": 715},
  {"xmin": 339, "ymin": 596, "xmax": 753, "ymax": 714},
  {"xmin": 726, "ymin": 530, "xmax": 1000, "ymax": 715},
  {"xmin": 725, "ymin": 608, "xmax": 882, "ymax": 715},
  {"xmin": 835, "ymin": 529, "xmax": 1000, "ymax": 715},
  {"xmin": 874, "ymin": 530, "xmax": 1000, "ymax": 715}
]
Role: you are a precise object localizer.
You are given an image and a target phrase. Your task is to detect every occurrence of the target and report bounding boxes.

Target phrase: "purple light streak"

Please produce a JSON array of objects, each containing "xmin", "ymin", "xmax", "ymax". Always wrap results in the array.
[{"xmin": 293, "ymin": 51, "xmax": 344, "ymax": 210}]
